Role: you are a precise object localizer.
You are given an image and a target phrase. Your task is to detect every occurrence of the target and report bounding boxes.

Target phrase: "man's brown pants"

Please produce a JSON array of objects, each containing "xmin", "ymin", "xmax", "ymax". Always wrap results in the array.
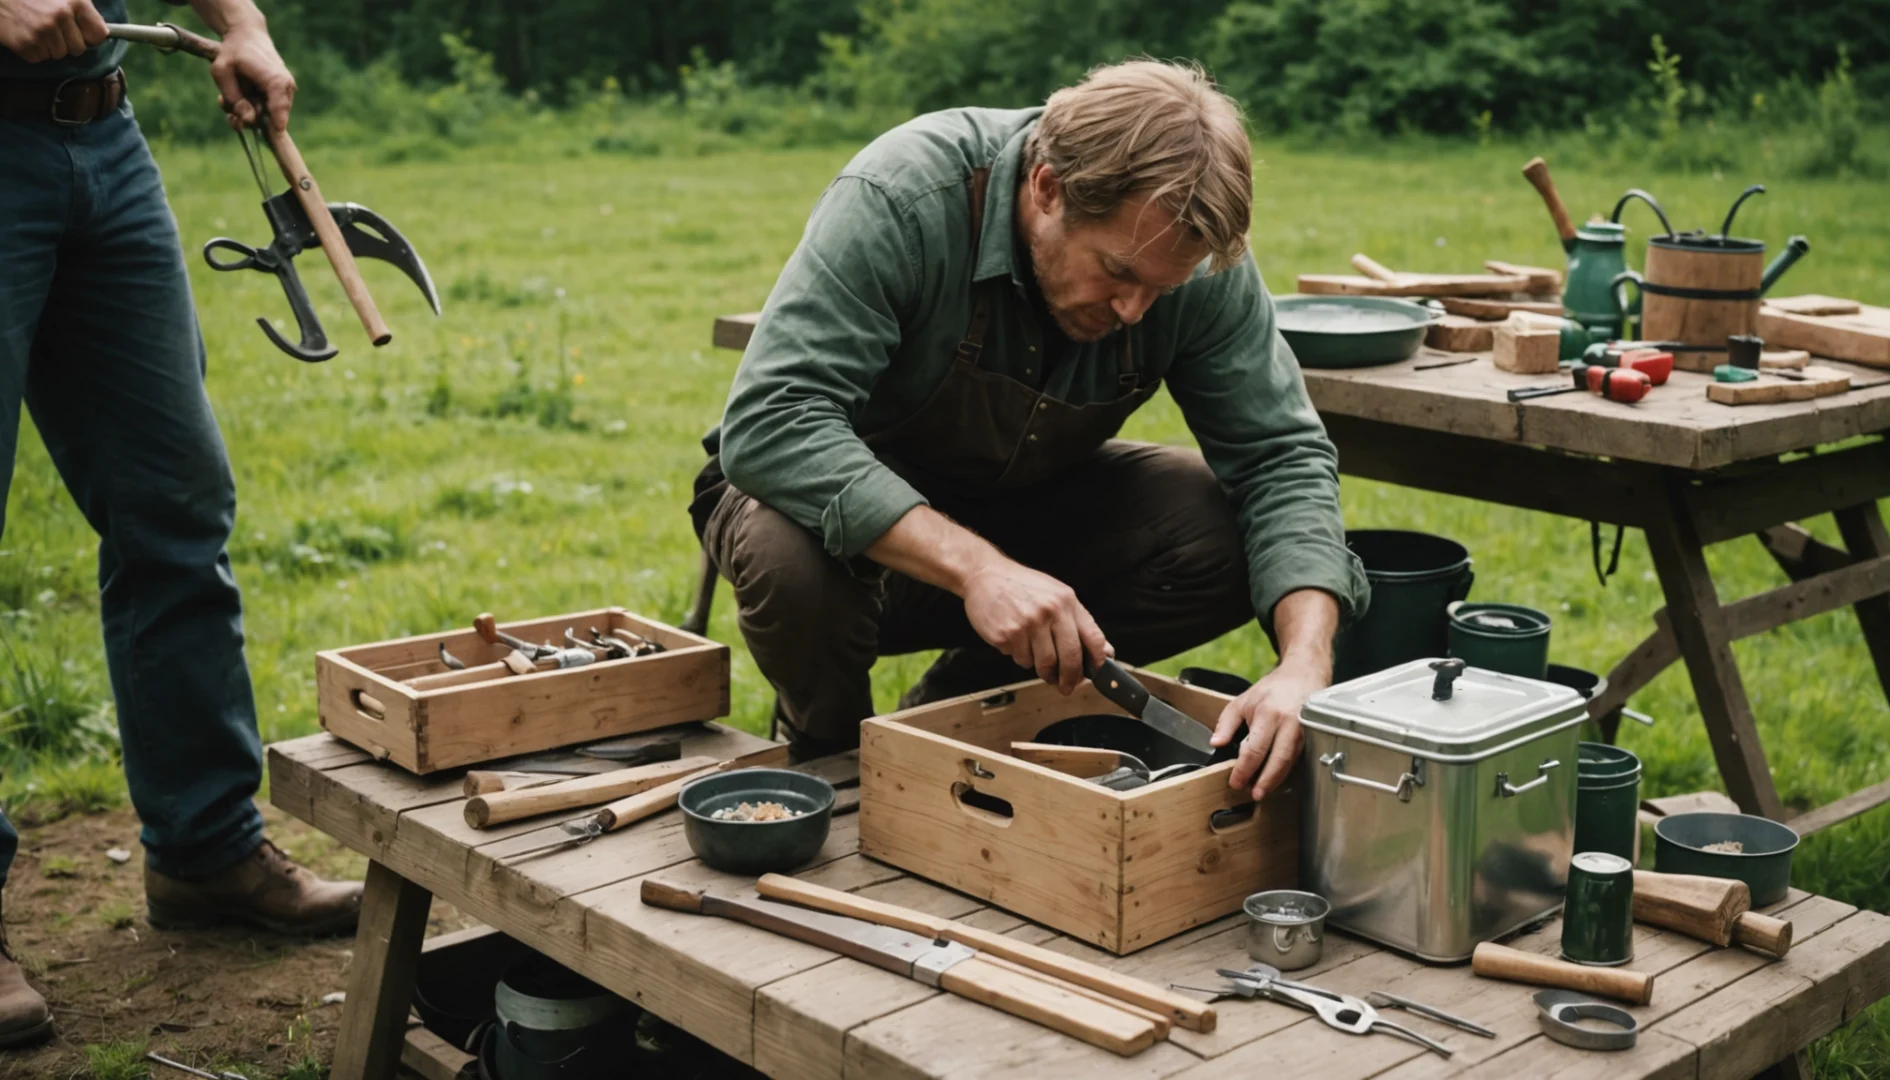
[{"xmin": 698, "ymin": 441, "xmax": 1253, "ymax": 751}]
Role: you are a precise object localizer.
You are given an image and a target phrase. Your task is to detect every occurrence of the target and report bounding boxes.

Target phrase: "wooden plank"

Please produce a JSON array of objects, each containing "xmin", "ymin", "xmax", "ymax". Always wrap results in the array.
[
  {"xmin": 1296, "ymin": 272, "xmax": 1530, "ymax": 297},
  {"xmin": 1686, "ymin": 439, "xmax": 1890, "ymax": 547},
  {"xmin": 332, "ymin": 862, "xmax": 433, "ymax": 1080},
  {"xmin": 402, "ymin": 1026, "xmax": 474, "ymax": 1080},
  {"xmin": 842, "ymin": 991, "xmax": 1200, "ymax": 1079},
  {"xmin": 1706, "ymin": 366, "xmax": 1852, "ymax": 405},
  {"xmin": 1641, "ymin": 476, "xmax": 1785, "ymax": 819},
  {"xmin": 1790, "ymin": 776, "xmax": 1890, "ymax": 836},
  {"xmin": 1758, "ymin": 301, "xmax": 1890, "ymax": 366},
  {"xmin": 1767, "ymin": 295, "xmax": 1862, "ymax": 317},
  {"xmin": 1425, "ymin": 314, "xmax": 1497, "ymax": 353},
  {"xmin": 1657, "ymin": 909, "xmax": 1890, "ymax": 1078},
  {"xmin": 1485, "ymin": 260, "xmax": 1563, "ymax": 292},
  {"xmin": 756, "ymin": 958, "xmax": 939, "ymax": 1080},
  {"xmin": 1439, "ymin": 296, "xmax": 1566, "ymax": 319},
  {"xmin": 714, "ymin": 311, "xmax": 760, "ymax": 351},
  {"xmin": 1833, "ymin": 502, "xmax": 1890, "ymax": 706},
  {"xmin": 1118, "ymin": 775, "xmax": 1296, "ymax": 953}
]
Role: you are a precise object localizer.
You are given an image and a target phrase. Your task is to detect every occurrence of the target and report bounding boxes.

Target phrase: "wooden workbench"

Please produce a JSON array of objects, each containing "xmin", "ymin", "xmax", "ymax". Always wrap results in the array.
[
  {"xmin": 274, "ymin": 729, "xmax": 1890, "ymax": 1079},
  {"xmin": 704, "ymin": 310, "xmax": 1890, "ymax": 836}
]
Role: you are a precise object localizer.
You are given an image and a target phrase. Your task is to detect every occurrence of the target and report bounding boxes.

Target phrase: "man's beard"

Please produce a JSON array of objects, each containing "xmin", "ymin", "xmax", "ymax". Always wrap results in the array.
[{"xmin": 1027, "ymin": 232, "xmax": 1120, "ymax": 343}]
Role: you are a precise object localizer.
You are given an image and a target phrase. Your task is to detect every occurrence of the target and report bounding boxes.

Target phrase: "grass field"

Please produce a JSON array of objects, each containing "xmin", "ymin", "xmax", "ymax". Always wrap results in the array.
[{"xmin": 4, "ymin": 119, "xmax": 1890, "ymax": 1072}]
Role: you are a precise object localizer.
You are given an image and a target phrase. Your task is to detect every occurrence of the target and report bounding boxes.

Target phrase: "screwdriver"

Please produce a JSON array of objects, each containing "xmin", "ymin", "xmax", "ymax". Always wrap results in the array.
[{"xmin": 1508, "ymin": 364, "xmax": 1652, "ymax": 404}]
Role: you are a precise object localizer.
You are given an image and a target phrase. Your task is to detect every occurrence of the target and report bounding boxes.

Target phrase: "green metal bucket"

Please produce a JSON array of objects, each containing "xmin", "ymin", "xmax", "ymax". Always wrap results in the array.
[
  {"xmin": 1332, "ymin": 531, "xmax": 1474, "ymax": 682},
  {"xmin": 1573, "ymin": 744, "xmax": 1642, "ymax": 863},
  {"xmin": 1447, "ymin": 602, "xmax": 1552, "ymax": 679}
]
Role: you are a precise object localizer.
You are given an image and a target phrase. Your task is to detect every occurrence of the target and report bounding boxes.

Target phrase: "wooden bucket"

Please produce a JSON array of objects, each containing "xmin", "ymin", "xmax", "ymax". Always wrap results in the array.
[{"xmin": 1625, "ymin": 238, "xmax": 1765, "ymax": 371}]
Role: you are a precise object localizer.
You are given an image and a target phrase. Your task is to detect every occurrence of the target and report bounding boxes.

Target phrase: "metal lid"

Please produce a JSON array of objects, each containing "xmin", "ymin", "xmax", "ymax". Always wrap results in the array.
[
  {"xmin": 1572, "ymin": 851, "xmax": 1632, "ymax": 875},
  {"xmin": 1300, "ymin": 658, "xmax": 1586, "ymax": 758}
]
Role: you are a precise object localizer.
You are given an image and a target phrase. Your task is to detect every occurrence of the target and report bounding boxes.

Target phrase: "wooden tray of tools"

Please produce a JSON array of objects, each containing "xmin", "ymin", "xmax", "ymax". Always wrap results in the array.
[
  {"xmin": 859, "ymin": 669, "xmax": 1296, "ymax": 955},
  {"xmin": 316, "ymin": 607, "xmax": 729, "ymax": 774}
]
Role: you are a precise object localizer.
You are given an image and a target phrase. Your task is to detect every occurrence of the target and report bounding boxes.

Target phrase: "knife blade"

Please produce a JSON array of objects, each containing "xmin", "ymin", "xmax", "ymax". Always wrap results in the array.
[
  {"xmin": 639, "ymin": 880, "xmax": 1163, "ymax": 1055},
  {"xmin": 1086, "ymin": 657, "xmax": 1216, "ymax": 758}
]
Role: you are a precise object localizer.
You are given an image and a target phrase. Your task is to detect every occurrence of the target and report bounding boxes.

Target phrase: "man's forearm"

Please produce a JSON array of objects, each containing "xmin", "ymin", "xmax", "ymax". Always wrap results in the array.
[
  {"xmin": 864, "ymin": 505, "xmax": 1001, "ymax": 597},
  {"xmin": 1271, "ymin": 588, "xmax": 1338, "ymax": 680},
  {"xmin": 186, "ymin": 0, "xmax": 265, "ymax": 34}
]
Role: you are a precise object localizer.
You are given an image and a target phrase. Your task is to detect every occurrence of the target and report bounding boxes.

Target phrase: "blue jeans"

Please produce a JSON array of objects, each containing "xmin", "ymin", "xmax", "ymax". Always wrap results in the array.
[{"xmin": 0, "ymin": 102, "xmax": 264, "ymax": 886}]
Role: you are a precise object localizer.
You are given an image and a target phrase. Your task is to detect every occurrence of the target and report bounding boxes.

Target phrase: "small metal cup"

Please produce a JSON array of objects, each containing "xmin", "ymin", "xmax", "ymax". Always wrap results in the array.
[{"xmin": 1243, "ymin": 890, "xmax": 1330, "ymax": 971}]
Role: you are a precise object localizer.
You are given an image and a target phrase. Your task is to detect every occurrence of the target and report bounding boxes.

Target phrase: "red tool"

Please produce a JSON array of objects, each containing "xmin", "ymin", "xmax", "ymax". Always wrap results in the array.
[
  {"xmin": 1596, "ymin": 348, "xmax": 1673, "ymax": 385},
  {"xmin": 1508, "ymin": 364, "xmax": 1652, "ymax": 404}
]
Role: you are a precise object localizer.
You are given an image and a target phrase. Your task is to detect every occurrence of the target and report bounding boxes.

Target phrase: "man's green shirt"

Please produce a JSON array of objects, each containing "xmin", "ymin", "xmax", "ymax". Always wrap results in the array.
[{"xmin": 711, "ymin": 107, "xmax": 1369, "ymax": 629}]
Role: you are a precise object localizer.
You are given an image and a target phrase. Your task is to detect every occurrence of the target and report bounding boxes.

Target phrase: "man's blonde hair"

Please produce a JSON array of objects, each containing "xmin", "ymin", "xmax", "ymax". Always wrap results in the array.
[{"xmin": 1025, "ymin": 60, "xmax": 1251, "ymax": 272}]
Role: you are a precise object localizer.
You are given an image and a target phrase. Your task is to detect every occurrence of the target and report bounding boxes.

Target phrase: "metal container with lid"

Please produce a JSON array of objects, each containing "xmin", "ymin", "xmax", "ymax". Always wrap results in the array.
[{"xmin": 1299, "ymin": 658, "xmax": 1588, "ymax": 962}]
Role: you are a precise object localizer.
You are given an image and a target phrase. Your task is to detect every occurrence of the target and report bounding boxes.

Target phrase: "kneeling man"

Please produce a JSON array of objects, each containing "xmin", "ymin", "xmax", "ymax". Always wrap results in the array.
[{"xmin": 693, "ymin": 60, "xmax": 1367, "ymax": 798}]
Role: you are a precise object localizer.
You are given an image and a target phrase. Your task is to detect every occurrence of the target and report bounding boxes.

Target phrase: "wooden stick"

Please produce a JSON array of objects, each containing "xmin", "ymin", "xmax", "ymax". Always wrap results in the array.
[
  {"xmin": 405, "ymin": 650, "xmax": 536, "ymax": 691},
  {"xmin": 755, "ymin": 873, "xmax": 1215, "ymax": 1032},
  {"xmin": 1006, "ymin": 743, "xmax": 1120, "ymax": 777},
  {"xmin": 263, "ymin": 126, "xmax": 391, "ymax": 346},
  {"xmin": 463, "ymin": 770, "xmax": 568, "ymax": 797},
  {"xmin": 1733, "ymin": 911, "xmax": 1794, "ymax": 957},
  {"xmin": 591, "ymin": 746, "xmax": 788, "ymax": 832},
  {"xmin": 1521, "ymin": 156, "xmax": 1577, "ymax": 243},
  {"xmin": 464, "ymin": 756, "xmax": 717, "ymax": 828},
  {"xmin": 1351, "ymin": 253, "xmax": 1404, "ymax": 284},
  {"xmin": 1632, "ymin": 870, "xmax": 1750, "ymax": 947},
  {"xmin": 1471, "ymin": 942, "xmax": 1654, "ymax": 1004},
  {"xmin": 976, "ymin": 953, "xmax": 1171, "ymax": 1037}
]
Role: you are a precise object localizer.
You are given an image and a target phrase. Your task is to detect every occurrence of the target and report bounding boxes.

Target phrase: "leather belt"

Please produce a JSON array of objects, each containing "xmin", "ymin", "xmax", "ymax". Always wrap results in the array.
[{"xmin": 0, "ymin": 69, "xmax": 126, "ymax": 125}]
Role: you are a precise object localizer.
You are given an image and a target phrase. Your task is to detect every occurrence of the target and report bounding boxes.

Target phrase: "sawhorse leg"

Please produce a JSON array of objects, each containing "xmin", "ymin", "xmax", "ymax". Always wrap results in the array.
[
  {"xmin": 332, "ymin": 860, "xmax": 432, "ymax": 1080},
  {"xmin": 1642, "ymin": 477, "xmax": 1786, "ymax": 820}
]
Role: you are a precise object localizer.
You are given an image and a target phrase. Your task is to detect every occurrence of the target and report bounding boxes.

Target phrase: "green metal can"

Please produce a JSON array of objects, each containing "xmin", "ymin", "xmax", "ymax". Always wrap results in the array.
[{"xmin": 1561, "ymin": 851, "xmax": 1636, "ymax": 966}]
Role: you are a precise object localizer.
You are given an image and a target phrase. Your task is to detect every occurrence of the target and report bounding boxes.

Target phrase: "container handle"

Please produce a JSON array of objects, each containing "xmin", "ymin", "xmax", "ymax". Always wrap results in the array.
[
  {"xmin": 1318, "ymin": 752, "xmax": 1424, "ymax": 802},
  {"xmin": 1495, "ymin": 758, "xmax": 1560, "ymax": 798}
]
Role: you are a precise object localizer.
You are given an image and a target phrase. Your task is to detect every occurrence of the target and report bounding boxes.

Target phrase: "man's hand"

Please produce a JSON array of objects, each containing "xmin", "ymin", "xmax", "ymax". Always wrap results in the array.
[
  {"xmin": 0, "ymin": 0, "xmax": 108, "ymax": 64},
  {"xmin": 962, "ymin": 561, "xmax": 1109, "ymax": 694},
  {"xmin": 189, "ymin": 0, "xmax": 293, "ymax": 132},
  {"xmin": 865, "ymin": 504, "xmax": 1110, "ymax": 693},
  {"xmin": 1210, "ymin": 589, "xmax": 1339, "ymax": 800}
]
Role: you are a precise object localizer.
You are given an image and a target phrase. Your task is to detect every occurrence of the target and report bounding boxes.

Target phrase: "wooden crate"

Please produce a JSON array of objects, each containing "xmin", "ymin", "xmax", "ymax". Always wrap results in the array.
[
  {"xmin": 858, "ymin": 669, "xmax": 1297, "ymax": 954},
  {"xmin": 316, "ymin": 607, "xmax": 729, "ymax": 773}
]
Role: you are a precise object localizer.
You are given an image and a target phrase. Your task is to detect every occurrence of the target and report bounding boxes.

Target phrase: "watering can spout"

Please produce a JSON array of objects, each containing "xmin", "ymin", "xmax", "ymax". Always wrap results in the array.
[{"xmin": 1760, "ymin": 235, "xmax": 1811, "ymax": 296}]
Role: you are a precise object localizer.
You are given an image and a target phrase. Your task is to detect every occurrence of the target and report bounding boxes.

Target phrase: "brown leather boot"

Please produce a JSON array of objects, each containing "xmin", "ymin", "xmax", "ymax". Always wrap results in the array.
[
  {"xmin": 145, "ymin": 840, "xmax": 363, "ymax": 936},
  {"xmin": 0, "ymin": 903, "xmax": 52, "ymax": 1048}
]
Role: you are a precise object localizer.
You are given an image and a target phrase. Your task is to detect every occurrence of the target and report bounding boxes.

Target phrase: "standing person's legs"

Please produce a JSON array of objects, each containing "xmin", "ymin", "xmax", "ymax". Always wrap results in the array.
[
  {"xmin": 0, "ymin": 113, "xmax": 78, "ymax": 1048},
  {"xmin": 24, "ymin": 109, "xmax": 266, "ymax": 884}
]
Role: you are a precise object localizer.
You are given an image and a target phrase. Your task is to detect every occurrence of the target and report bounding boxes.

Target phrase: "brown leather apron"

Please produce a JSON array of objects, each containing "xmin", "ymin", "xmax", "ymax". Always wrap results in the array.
[{"xmin": 866, "ymin": 168, "xmax": 1157, "ymax": 496}]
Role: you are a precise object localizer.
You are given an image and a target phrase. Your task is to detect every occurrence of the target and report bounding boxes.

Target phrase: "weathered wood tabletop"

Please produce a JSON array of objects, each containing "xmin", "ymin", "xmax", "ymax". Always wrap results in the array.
[{"xmin": 273, "ymin": 728, "xmax": 1890, "ymax": 1080}]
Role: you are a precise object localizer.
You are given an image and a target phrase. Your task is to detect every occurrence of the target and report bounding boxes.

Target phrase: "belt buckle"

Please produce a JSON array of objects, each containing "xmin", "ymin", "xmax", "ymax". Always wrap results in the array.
[{"xmin": 49, "ymin": 75, "xmax": 91, "ymax": 126}]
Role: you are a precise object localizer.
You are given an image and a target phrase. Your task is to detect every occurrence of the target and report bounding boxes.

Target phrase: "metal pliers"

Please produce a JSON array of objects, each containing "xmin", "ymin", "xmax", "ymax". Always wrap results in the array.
[{"xmin": 1173, "ymin": 970, "xmax": 1455, "ymax": 1057}]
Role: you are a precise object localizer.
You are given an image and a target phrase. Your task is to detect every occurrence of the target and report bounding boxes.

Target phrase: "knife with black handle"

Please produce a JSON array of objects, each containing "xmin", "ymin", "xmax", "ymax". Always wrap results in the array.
[{"xmin": 1085, "ymin": 656, "xmax": 1218, "ymax": 759}]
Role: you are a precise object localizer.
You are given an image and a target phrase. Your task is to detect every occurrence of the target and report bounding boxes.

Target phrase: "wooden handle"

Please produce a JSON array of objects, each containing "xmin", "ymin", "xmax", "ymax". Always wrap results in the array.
[
  {"xmin": 1007, "ymin": 743, "xmax": 1120, "ymax": 776},
  {"xmin": 1521, "ymin": 156, "xmax": 1577, "ymax": 243},
  {"xmin": 597, "ymin": 760, "xmax": 737, "ymax": 831},
  {"xmin": 1471, "ymin": 942, "xmax": 1654, "ymax": 1005},
  {"xmin": 1632, "ymin": 870, "xmax": 1750, "ymax": 947},
  {"xmin": 463, "ymin": 771, "xmax": 510, "ymax": 797},
  {"xmin": 974, "ymin": 954, "xmax": 1170, "ymax": 1037},
  {"xmin": 936, "ymin": 956, "xmax": 1161, "ymax": 1057},
  {"xmin": 467, "ymin": 756, "xmax": 717, "ymax": 829},
  {"xmin": 473, "ymin": 613, "xmax": 501, "ymax": 645},
  {"xmin": 1734, "ymin": 912, "xmax": 1793, "ymax": 958},
  {"xmin": 405, "ymin": 650, "xmax": 541, "ymax": 691},
  {"xmin": 1351, "ymin": 253, "xmax": 1403, "ymax": 284},
  {"xmin": 351, "ymin": 690, "xmax": 387, "ymax": 721},
  {"xmin": 639, "ymin": 879, "xmax": 705, "ymax": 913},
  {"xmin": 755, "ymin": 873, "xmax": 1216, "ymax": 1033},
  {"xmin": 262, "ymin": 127, "xmax": 391, "ymax": 346}
]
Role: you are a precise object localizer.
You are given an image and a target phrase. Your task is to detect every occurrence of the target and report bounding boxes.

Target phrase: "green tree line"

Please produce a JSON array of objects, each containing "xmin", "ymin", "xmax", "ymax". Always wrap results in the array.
[{"xmin": 124, "ymin": 0, "xmax": 1885, "ymax": 140}]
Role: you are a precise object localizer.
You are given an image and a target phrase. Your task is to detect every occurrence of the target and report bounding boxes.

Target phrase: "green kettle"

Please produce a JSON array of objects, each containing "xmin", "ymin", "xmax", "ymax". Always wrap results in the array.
[{"xmin": 1522, "ymin": 157, "xmax": 1638, "ymax": 336}]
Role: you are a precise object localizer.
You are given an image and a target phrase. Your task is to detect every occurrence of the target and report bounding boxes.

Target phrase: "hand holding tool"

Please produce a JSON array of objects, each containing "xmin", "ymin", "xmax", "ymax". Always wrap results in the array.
[
  {"xmin": 1471, "ymin": 942, "xmax": 1654, "ymax": 1004},
  {"xmin": 1631, "ymin": 870, "xmax": 1793, "ymax": 956},
  {"xmin": 641, "ymin": 880, "xmax": 1164, "ymax": 1056},
  {"xmin": 466, "ymin": 755, "xmax": 716, "ymax": 828},
  {"xmin": 755, "ymin": 872, "xmax": 1215, "ymax": 1032},
  {"xmin": 1084, "ymin": 657, "xmax": 1215, "ymax": 759},
  {"xmin": 107, "ymin": 22, "xmax": 439, "ymax": 361}
]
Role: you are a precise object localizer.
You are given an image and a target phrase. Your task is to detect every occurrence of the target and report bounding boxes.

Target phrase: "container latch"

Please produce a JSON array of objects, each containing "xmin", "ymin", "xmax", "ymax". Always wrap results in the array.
[{"xmin": 1430, "ymin": 658, "xmax": 1466, "ymax": 700}]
